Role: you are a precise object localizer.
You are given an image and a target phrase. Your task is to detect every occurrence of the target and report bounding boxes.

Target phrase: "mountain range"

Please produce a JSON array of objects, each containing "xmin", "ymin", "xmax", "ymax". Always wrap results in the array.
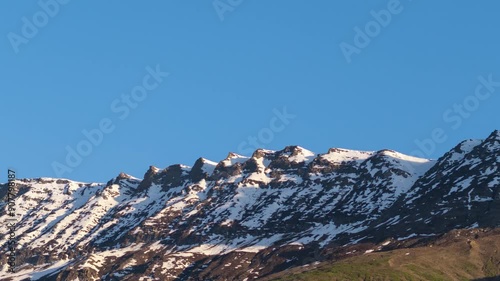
[{"xmin": 1, "ymin": 130, "xmax": 499, "ymax": 280}]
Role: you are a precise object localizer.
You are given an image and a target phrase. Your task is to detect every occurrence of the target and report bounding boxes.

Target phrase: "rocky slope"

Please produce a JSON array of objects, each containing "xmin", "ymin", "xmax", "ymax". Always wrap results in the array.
[{"xmin": 0, "ymin": 130, "xmax": 499, "ymax": 280}]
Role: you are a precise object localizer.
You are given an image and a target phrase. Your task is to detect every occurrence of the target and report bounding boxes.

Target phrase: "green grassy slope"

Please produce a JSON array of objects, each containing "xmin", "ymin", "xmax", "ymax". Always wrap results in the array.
[{"xmin": 271, "ymin": 230, "xmax": 500, "ymax": 281}]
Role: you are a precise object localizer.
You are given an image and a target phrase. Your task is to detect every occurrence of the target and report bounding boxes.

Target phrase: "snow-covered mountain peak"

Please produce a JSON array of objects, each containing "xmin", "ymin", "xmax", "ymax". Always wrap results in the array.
[
  {"xmin": 221, "ymin": 152, "xmax": 249, "ymax": 167},
  {"xmin": 190, "ymin": 157, "xmax": 218, "ymax": 181},
  {"xmin": 198, "ymin": 158, "xmax": 217, "ymax": 174},
  {"xmin": 251, "ymin": 148, "xmax": 276, "ymax": 159},
  {"xmin": 114, "ymin": 172, "xmax": 140, "ymax": 182},
  {"xmin": 199, "ymin": 157, "xmax": 217, "ymax": 165},
  {"xmin": 483, "ymin": 130, "xmax": 500, "ymax": 151},
  {"xmin": 147, "ymin": 165, "xmax": 161, "ymax": 174},
  {"xmin": 322, "ymin": 148, "xmax": 374, "ymax": 164},
  {"xmin": 375, "ymin": 149, "xmax": 432, "ymax": 164},
  {"xmin": 368, "ymin": 149, "xmax": 435, "ymax": 178},
  {"xmin": 279, "ymin": 145, "xmax": 315, "ymax": 163},
  {"xmin": 440, "ymin": 139, "xmax": 483, "ymax": 167},
  {"xmin": 488, "ymin": 129, "xmax": 500, "ymax": 140}
]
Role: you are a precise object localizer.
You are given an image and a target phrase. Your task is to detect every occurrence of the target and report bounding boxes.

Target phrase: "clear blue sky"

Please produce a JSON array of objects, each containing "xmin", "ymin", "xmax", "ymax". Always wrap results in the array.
[{"xmin": 1, "ymin": 0, "xmax": 499, "ymax": 183}]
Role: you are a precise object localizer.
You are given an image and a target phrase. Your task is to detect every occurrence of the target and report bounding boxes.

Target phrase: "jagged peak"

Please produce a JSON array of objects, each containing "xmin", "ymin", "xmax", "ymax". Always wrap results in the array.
[
  {"xmin": 478, "ymin": 129, "xmax": 500, "ymax": 153},
  {"xmin": 161, "ymin": 164, "xmax": 191, "ymax": 174},
  {"xmin": 251, "ymin": 148, "xmax": 276, "ymax": 159},
  {"xmin": 192, "ymin": 157, "xmax": 217, "ymax": 170},
  {"xmin": 281, "ymin": 145, "xmax": 301, "ymax": 153},
  {"xmin": 485, "ymin": 129, "xmax": 500, "ymax": 141},
  {"xmin": 138, "ymin": 165, "xmax": 161, "ymax": 183},
  {"xmin": 437, "ymin": 139, "xmax": 482, "ymax": 168},
  {"xmin": 110, "ymin": 172, "xmax": 136, "ymax": 184},
  {"xmin": 227, "ymin": 152, "xmax": 245, "ymax": 158},
  {"xmin": 221, "ymin": 152, "xmax": 249, "ymax": 167},
  {"xmin": 280, "ymin": 145, "xmax": 312, "ymax": 155},
  {"xmin": 191, "ymin": 158, "xmax": 217, "ymax": 180},
  {"xmin": 148, "ymin": 165, "xmax": 161, "ymax": 174},
  {"xmin": 277, "ymin": 146, "xmax": 315, "ymax": 163},
  {"xmin": 117, "ymin": 172, "xmax": 133, "ymax": 179},
  {"xmin": 200, "ymin": 157, "xmax": 217, "ymax": 166}
]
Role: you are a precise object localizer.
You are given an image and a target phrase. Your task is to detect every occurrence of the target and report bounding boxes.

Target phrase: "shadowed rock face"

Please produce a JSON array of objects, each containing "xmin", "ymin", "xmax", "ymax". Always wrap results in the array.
[{"xmin": 1, "ymin": 131, "xmax": 499, "ymax": 280}]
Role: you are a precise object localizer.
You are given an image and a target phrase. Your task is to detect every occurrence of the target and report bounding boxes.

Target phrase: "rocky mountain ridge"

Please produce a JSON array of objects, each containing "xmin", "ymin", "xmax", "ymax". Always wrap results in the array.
[{"xmin": 0, "ymin": 130, "xmax": 499, "ymax": 280}]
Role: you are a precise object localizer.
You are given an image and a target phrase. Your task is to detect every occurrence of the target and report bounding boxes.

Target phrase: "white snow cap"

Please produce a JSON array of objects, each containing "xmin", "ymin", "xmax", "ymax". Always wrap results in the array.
[{"xmin": 221, "ymin": 152, "xmax": 250, "ymax": 167}]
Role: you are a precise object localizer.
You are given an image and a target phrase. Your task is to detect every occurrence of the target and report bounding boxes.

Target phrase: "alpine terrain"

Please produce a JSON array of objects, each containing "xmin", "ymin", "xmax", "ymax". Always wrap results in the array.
[{"xmin": 1, "ymin": 130, "xmax": 499, "ymax": 281}]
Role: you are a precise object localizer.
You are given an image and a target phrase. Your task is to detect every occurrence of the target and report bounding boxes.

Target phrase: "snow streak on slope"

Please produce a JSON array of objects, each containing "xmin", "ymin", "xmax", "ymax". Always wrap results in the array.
[{"xmin": 0, "ymin": 179, "xmax": 106, "ymax": 251}]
